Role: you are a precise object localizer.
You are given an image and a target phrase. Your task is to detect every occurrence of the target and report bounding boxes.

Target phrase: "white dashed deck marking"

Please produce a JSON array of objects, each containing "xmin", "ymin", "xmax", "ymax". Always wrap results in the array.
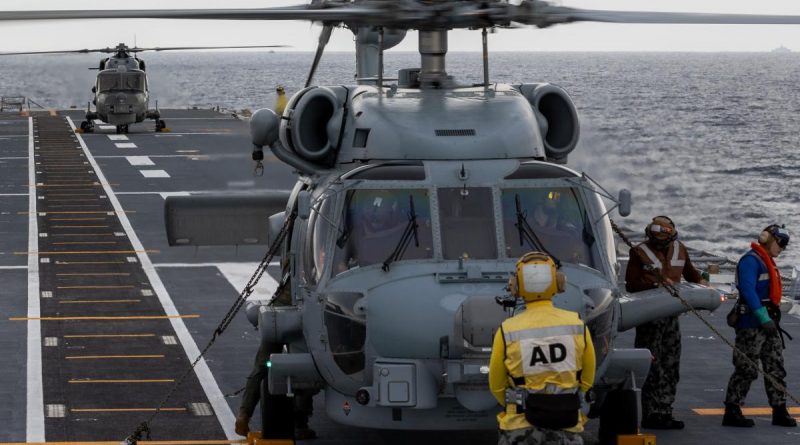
[
  {"xmin": 114, "ymin": 142, "xmax": 137, "ymax": 149},
  {"xmin": 126, "ymin": 156, "xmax": 155, "ymax": 166},
  {"xmin": 140, "ymin": 170, "xmax": 170, "ymax": 178},
  {"xmin": 108, "ymin": 135, "xmax": 129, "ymax": 141}
]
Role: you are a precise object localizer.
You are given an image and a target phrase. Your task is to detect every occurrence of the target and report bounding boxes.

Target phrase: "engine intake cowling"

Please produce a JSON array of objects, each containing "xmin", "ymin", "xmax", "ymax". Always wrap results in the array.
[
  {"xmin": 519, "ymin": 83, "xmax": 580, "ymax": 163},
  {"xmin": 281, "ymin": 86, "xmax": 347, "ymax": 167}
]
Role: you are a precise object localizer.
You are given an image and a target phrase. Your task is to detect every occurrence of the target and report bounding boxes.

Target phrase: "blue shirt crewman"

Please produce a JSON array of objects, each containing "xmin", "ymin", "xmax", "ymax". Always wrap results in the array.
[{"xmin": 723, "ymin": 224, "xmax": 796, "ymax": 428}]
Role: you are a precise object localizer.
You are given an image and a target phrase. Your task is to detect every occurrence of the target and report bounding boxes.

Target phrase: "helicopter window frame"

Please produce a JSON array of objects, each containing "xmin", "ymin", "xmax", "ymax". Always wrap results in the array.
[
  {"xmin": 303, "ymin": 192, "xmax": 339, "ymax": 286},
  {"xmin": 329, "ymin": 182, "xmax": 436, "ymax": 278},
  {"xmin": 497, "ymin": 178, "xmax": 612, "ymax": 276}
]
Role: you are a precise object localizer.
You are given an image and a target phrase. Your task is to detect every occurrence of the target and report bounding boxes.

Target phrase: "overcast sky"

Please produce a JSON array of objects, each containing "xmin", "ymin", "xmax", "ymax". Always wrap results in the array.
[{"xmin": 3, "ymin": 0, "xmax": 800, "ymax": 52}]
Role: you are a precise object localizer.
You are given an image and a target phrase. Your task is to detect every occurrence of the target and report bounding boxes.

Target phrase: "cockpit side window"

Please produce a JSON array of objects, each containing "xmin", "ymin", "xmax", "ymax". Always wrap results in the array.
[
  {"xmin": 305, "ymin": 196, "xmax": 335, "ymax": 284},
  {"xmin": 332, "ymin": 188, "xmax": 433, "ymax": 274},
  {"xmin": 501, "ymin": 187, "xmax": 596, "ymax": 268},
  {"xmin": 438, "ymin": 187, "xmax": 497, "ymax": 260}
]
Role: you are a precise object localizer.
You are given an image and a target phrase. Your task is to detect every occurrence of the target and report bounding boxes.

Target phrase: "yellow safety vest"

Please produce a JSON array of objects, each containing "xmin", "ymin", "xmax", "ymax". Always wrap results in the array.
[
  {"xmin": 275, "ymin": 94, "xmax": 288, "ymax": 115},
  {"xmin": 489, "ymin": 300, "xmax": 595, "ymax": 432}
]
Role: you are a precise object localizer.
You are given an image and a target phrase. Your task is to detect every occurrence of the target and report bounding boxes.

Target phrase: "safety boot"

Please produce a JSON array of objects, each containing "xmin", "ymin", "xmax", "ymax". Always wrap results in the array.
[
  {"xmin": 641, "ymin": 413, "xmax": 685, "ymax": 430},
  {"xmin": 722, "ymin": 403, "xmax": 754, "ymax": 427},
  {"xmin": 235, "ymin": 408, "xmax": 250, "ymax": 436},
  {"xmin": 772, "ymin": 404, "xmax": 797, "ymax": 427}
]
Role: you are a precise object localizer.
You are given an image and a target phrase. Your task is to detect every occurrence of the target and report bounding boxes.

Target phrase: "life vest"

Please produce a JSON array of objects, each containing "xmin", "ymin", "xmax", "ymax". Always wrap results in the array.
[
  {"xmin": 634, "ymin": 240, "xmax": 687, "ymax": 285},
  {"xmin": 735, "ymin": 249, "xmax": 778, "ymax": 308},
  {"xmin": 498, "ymin": 301, "xmax": 588, "ymax": 432}
]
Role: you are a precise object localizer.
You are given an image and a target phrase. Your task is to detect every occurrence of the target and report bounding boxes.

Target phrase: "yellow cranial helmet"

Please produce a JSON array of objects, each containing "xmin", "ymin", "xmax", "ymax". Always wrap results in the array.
[{"xmin": 512, "ymin": 251, "xmax": 566, "ymax": 302}]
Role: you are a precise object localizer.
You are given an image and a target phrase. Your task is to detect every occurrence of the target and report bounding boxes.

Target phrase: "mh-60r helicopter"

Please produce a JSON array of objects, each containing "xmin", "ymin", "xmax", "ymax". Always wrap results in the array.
[
  {"xmin": 7, "ymin": 2, "xmax": 800, "ymax": 443},
  {"xmin": 0, "ymin": 43, "xmax": 284, "ymax": 134}
]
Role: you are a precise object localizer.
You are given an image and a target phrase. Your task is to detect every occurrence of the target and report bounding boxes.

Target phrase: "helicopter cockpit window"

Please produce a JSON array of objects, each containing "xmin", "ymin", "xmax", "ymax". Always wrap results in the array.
[
  {"xmin": 501, "ymin": 187, "xmax": 596, "ymax": 268},
  {"xmin": 438, "ymin": 187, "xmax": 497, "ymax": 260},
  {"xmin": 332, "ymin": 188, "xmax": 432, "ymax": 274},
  {"xmin": 97, "ymin": 71, "xmax": 146, "ymax": 92}
]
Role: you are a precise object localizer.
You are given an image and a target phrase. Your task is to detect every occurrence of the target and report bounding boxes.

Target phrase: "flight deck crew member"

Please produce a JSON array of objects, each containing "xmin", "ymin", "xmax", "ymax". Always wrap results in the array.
[
  {"xmin": 723, "ymin": 224, "xmax": 796, "ymax": 428},
  {"xmin": 625, "ymin": 215, "xmax": 706, "ymax": 430},
  {"xmin": 235, "ymin": 277, "xmax": 317, "ymax": 439},
  {"xmin": 489, "ymin": 252, "xmax": 596, "ymax": 445},
  {"xmin": 275, "ymin": 85, "xmax": 288, "ymax": 115}
]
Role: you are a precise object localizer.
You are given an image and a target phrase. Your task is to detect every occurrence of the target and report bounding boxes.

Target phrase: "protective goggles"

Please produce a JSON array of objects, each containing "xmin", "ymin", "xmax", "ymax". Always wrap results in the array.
[
  {"xmin": 771, "ymin": 227, "xmax": 790, "ymax": 248},
  {"xmin": 649, "ymin": 224, "xmax": 674, "ymax": 234}
]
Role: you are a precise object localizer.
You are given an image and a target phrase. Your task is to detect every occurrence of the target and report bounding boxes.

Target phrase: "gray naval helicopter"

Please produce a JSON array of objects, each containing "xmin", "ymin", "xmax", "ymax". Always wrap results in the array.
[
  {"xmin": 6, "ymin": 1, "xmax": 800, "ymax": 443},
  {"xmin": 0, "ymin": 43, "xmax": 284, "ymax": 134}
]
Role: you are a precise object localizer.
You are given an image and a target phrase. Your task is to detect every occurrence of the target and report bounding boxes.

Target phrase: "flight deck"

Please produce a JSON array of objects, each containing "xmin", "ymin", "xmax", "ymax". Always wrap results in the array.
[{"xmin": 0, "ymin": 109, "xmax": 798, "ymax": 445}]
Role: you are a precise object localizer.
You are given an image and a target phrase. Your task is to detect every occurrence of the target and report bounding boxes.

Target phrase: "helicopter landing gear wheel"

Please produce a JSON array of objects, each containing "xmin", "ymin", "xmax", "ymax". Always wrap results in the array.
[
  {"xmin": 598, "ymin": 389, "xmax": 638, "ymax": 445},
  {"xmin": 155, "ymin": 119, "xmax": 166, "ymax": 132},
  {"xmin": 79, "ymin": 121, "xmax": 94, "ymax": 133},
  {"xmin": 116, "ymin": 124, "xmax": 129, "ymax": 134},
  {"xmin": 259, "ymin": 343, "xmax": 294, "ymax": 440}
]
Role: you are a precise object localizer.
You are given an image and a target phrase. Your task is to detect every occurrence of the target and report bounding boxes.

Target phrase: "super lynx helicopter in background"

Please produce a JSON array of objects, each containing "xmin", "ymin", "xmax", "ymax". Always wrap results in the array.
[
  {"xmin": 0, "ymin": 43, "xmax": 284, "ymax": 134},
  {"xmin": 6, "ymin": 2, "xmax": 800, "ymax": 443}
]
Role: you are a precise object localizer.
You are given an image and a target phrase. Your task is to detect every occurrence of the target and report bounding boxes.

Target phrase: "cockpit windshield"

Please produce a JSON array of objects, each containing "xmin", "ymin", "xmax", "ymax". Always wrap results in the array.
[
  {"xmin": 501, "ymin": 187, "xmax": 596, "ymax": 268},
  {"xmin": 332, "ymin": 189, "xmax": 433, "ymax": 275},
  {"xmin": 97, "ymin": 71, "xmax": 145, "ymax": 92}
]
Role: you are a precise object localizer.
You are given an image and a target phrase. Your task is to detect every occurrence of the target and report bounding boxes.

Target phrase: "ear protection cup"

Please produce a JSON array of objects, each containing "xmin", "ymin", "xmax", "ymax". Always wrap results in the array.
[
  {"xmin": 646, "ymin": 215, "xmax": 678, "ymax": 242},
  {"xmin": 758, "ymin": 230, "xmax": 771, "ymax": 245},
  {"xmin": 555, "ymin": 271, "xmax": 566, "ymax": 293},
  {"xmin": 514, "ymin": 251, "xmax": 565, "ymax": 301}
]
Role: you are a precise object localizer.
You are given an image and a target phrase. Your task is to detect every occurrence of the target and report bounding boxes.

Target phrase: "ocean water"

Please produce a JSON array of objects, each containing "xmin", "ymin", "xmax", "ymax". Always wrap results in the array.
[{"xmin": 2, "ymin": 51, "xmax": 799, "ymax": 269}]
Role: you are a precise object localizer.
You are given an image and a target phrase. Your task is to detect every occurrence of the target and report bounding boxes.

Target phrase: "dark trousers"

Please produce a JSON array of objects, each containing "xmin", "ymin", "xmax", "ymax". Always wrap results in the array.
[
  {"xmin": 634, "ymin": 315, "xmax": 681, "ymax": 417},
  {"xmin": 724, "ymin": 327, "xmax": 787, "ymax": 407}
]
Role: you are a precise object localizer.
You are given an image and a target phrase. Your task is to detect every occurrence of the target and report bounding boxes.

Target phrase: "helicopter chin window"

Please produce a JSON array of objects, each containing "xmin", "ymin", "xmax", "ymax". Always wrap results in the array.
[
  {"xmin": 438, "ymin": 187, "xmax": 497, "ymax": 260},
  {"xmin": 500, "ymin": 187, "xmax": 596, "ymax": 269},
  {"xmin": 324, "ymin": 292, "xmax": 367, "ymax": 377},
  {"xmin": 331, "ymin": 188, "xmax": 433, "ymax": 275}
]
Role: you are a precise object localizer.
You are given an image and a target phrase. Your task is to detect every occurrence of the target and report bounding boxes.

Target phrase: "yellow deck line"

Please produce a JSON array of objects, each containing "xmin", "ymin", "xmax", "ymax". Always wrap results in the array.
[
  {"xmin": 48, "ymin": 225, "xmax": 110, "ymax": 228},
  {"xmin": 64, "ymin": 333, "xmax": 155, "ymax": 338},
  {"xmin": 51, "ymin": 241, "xmax": 118, "ymax": 245},
  {"xmin": 15, "ymin": 249, "xmax": 157, "ymax": 255},
  {"xmin": 65, "ymin": 354, "xmax": 165, "ymax": 360},
  {"xmin": 48, "ymin": 219, "xmax": 109, "ymax": 222},
  {"xmin": 51, "ymin": 232, "xmax": 115, "ymax": 235},
  {"xmin": 9, "ymin": 315, "xmax": 199, "ymax": 321},
  {"xmin": 57, "ymin": 273, "xmax": 130, "ymax": 276},
  {"xmin": 59, "ymin": 299, "xmax": 141, "ymax": 304},
  {"xmin": 56, "ymin": 285, "xmax": 135, "ymax": 289},
  {"xmin": 693, "ymin": 407, "xmax": 800, "ymax": 415},
  {"xmin": 70, "ymin": 407, "xmax": 183, "ymax": 412},
  {"xmin": 45, "ymin": 194, "xmax": 99, "ymax": 197},
  {"xmin": 68, "ymin": 378, "xmax": 175, "ymax": 383},
  {"xmin": 55, "ymin": 261, "xmax": 125, "ymax": 265}
]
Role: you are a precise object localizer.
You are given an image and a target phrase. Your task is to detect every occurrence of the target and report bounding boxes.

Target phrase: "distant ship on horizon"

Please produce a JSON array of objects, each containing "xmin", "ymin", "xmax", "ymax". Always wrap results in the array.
[{"xmin": 772, "ymin": 45, "xmax": 792, "ymax": 53}]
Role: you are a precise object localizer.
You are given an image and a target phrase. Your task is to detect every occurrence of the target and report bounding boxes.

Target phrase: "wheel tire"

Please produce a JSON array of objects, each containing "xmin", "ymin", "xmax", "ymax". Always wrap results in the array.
[
  {"xmin": 598, "ymin": 389, "xmax": 638, "ymax": 445},
  {"xmin": 80, "ymin": 121, "xmax": 88, "ymax": 131},
  {"xmin": 260, "ymin": 344, "xmax": 295, "ymax": 440},
  {"xmin": 116, "ymin": 125, "xmax": 123, "ymax": 135}
]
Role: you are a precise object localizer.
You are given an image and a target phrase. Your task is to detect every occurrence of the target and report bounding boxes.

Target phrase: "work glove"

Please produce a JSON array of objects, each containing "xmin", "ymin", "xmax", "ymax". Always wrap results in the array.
[{"xmin": 762, "ymin": 320, "xmax": 779, "ymax": 336}]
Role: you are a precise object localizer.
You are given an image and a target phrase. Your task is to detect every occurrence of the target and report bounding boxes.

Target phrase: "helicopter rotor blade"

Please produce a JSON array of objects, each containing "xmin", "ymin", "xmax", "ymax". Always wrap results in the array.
[
  {"xmin": 0, "ymin": 4, "xmax": 373, "ymax": 23},
  {"xmin": 305, "ymin": 25, "xmax": 333, "ymax": 88},
  {"xmin": 4, "ymin": 1, "xmax": 800, "ymax": 30},
  {"xmin": 511, "ymin": 3, "xmax": 800, "ymax": 28},
  {"xmin": 0, "ymin": 47, "xmax": 114, "ymax": 56},
  {"xmin": 130, "ymin": 44, "xmax": 288, "ymax": 52}
]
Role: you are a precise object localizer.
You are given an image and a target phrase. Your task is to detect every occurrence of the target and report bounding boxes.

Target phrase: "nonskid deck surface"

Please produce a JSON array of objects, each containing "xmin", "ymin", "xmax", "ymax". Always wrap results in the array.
[{"xmin": 0, "ymin": 111, "xmax": 798, "ymax": 444}]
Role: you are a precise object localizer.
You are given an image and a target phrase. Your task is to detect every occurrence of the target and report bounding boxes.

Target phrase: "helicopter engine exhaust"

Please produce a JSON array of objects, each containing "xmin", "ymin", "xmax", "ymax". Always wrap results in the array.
[{"xmin": 518, "ymin": 83, "xmax": 580, "ymax": 163}]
